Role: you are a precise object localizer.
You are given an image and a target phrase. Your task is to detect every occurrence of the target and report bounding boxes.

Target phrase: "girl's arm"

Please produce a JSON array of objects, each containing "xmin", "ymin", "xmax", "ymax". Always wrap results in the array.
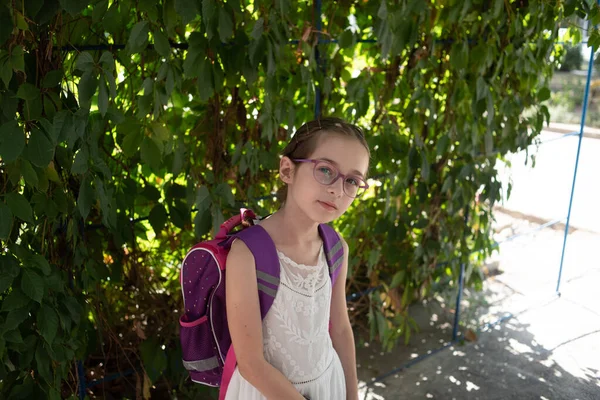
[
  {"xmin": 226, "ymin": 239, "xmax": 305, "ymax": 400},
  {"xmin": 329, "ymin": 238, "xmax": 359, "ymax": 400}
]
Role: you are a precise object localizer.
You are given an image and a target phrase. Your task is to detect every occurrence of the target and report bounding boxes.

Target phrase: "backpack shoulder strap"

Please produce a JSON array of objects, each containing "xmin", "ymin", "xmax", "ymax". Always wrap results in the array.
[
  {"xmin": 232, "ymin": 225, "xmax": 280, "ymax": 320},
  {"xmin": 318, "ymin": 224, "xmax": 344, "ymax": 286}
]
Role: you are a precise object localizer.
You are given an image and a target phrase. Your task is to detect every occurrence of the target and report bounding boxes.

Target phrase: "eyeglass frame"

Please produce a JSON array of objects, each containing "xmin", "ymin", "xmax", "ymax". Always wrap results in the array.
[{"xmin": 291, "ymin": 158, "xmax": 369, "ymax": 198}]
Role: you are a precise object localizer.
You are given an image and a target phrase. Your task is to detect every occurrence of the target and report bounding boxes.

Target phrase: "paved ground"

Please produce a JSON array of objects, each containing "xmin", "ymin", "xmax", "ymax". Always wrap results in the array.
[{"xmin": 355, "ymin": 130, "xmax": 600, "ymax": 399}]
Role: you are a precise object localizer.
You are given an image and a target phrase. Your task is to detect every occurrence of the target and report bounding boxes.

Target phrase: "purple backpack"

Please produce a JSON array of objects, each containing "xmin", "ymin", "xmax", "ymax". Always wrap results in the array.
[{"xmin": 178, "ymin": 209, "xmax": 344, "ymax": 399}]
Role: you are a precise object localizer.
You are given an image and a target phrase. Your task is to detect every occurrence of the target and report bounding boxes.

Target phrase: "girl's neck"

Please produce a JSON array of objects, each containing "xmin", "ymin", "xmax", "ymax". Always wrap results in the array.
[{"xmin": 268, "ymin": 202, "xmax": 320, "ymax": 246}]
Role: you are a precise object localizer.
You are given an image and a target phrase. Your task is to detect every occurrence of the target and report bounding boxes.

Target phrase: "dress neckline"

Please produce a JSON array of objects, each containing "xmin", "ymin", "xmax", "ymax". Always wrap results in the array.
[{"xmin": 276, "ymin": 244, "xmax": 324, "ymax": 270}]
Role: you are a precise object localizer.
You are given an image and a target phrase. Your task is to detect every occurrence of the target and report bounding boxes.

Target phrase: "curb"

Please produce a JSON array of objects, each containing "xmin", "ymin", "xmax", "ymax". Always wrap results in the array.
[{"xmin": 544, "ymin": 122, "xmax": 600, "ymax": 140}]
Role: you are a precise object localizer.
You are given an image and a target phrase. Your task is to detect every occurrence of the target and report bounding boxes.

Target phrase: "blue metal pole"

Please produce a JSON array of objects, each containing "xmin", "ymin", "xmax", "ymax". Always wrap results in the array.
[
  {"xmin": 556, "ymin": 41, "xmax": 597, "ymax": 295},
  {"xmin": 314, "ymin": 0, "xmax": 322, "ymax": 119},
  {"xmin": 77, "ymin": 360, "xmax": 86, "ymax": 399}
]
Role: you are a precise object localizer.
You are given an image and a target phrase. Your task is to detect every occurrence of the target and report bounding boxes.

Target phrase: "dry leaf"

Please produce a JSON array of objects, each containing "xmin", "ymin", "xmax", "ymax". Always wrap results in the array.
[
  {"xmin": 134, "ymin": 320, "xmax": 146, "ymax": 340},
  {"xmin": 465, "ymin": 328, "xmax": 478, "ymax": 342},
  {"xmin": 143, "ymin": 372, "xmax": 151, "ymax": 400}
]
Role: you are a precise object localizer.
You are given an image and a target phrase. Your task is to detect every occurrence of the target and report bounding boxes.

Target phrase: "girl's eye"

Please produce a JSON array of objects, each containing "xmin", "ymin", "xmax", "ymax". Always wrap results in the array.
[
  {"xmin": 318, "ymin": 166, "xmax": 334, "ymax": 176},
  {"xmin": 345, "ymin": 177, "xmax": 359, "ymax": 186}
]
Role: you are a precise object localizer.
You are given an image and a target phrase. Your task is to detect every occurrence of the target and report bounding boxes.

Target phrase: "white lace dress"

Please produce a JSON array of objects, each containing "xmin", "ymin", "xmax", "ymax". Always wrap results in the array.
[{"xmin": 224, "ymin": 245, "xmax": 346, "ymax": 399}]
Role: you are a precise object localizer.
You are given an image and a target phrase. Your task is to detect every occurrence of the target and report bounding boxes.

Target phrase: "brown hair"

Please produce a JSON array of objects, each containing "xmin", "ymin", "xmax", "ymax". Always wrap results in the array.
[{"xmin": 277, "ymin": 117, "xmax": 370, "ymax": 203}]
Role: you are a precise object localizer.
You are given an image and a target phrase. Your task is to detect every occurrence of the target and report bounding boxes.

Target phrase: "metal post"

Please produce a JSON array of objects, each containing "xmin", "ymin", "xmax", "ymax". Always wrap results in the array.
[{"xmin": 556, "ymin": 37, "xmax": 597, "ymax": 295}]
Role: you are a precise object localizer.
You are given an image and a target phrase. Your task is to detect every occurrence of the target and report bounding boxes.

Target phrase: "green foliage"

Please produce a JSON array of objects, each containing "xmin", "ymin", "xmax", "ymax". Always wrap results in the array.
[{"xmin": 0, "ymin": 0, "xmax": 597, "ymax": 397}]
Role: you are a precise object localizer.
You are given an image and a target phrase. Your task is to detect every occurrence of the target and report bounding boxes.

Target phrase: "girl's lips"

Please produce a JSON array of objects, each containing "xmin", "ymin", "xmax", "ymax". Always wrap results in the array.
[{"xmin": 318, "ymin": 200, "xmax": 338, "ymax": 211}]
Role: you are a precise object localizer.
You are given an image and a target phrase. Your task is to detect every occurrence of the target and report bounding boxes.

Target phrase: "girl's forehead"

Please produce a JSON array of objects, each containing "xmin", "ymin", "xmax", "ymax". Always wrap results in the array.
[{"xmin": 310, "ymin": 134, "xmax": 370, "ymax": 175}]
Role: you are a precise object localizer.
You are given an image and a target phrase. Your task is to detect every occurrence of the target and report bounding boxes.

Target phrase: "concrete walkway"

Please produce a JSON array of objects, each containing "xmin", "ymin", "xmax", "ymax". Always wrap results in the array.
[{"xmin": 356, "ymin": 130, "xmax": 600, "ymax": 399}]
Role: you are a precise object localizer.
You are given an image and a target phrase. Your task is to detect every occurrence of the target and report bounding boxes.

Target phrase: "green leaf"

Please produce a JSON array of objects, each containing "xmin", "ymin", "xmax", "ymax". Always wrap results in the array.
[
  {"xmin": 78, "ymin": 71, "xmax": 97, "ymax": 108},
  {"xmin": 30, "ymin": 254, "xmax": 51, "ymax": 276},
  {"xmin": 174, "ymin": 0, "xmax": 199, "ymax": 23},
  {"xmin": 0, "ymin": 120, "xmax": 26, "ymax": 163},
  {"xmin": 4, "ymin": 329, "xmax": 24, "ymax": 343},
  {"xmin": 149, "ymin": 204, "xmax": 168, "ymax": 234},
  {"xmin": 538, "ymin": 87, "xmax": 551, "ymax": 102},
  {"xmin": 197, "ymin": 58, "xmax": 214, "ymax": 101},
  {"xmin": 451, "ymin": 41, "xmax": 469, "ymax": 70},
  {"xmin": 0, "ymin": 274, "xmax": 13, "ymax": 293},
  {"xmin": 77, "ymin": 175, "xmax": 94, "ymax": 221},
  {"xmin": 22, "ymin": 269, "xmax": 44, "ymax": 303},
  {"xmin": 153, "ymin": 29, "xmax": 171, "ymax": 58},
  {"xmin": 42, "ymin": 69, "xmax": 63, "ymax": 88},
  {"xmin": 75, "ymin": 52, "xmax": 95, "ymax": 73},
  {"xmin": 21, "ymin": 159, "xmax": 39, "ymax": 188},
  {"xmin": 98, "ymin": 78, "xmax": 108, "ymax": 116},
  {"xmin": 218, "ymin": 8, "xmax": 233, "ymax": 42},
  {"xmin": 63, "ymin": 297, "xmax": 82, "ymax": 323},
  {"xmin": 0, "ymin": 5, "xmax": 13, "ymax": 47},
  {"xmin": 390, "ymin": 270, "xmax": 405, "ymax": 288},
  {"xmin": 194, "ymin": 207, "xmax": 212, "ymax": 238},
  {"xmin": 202, "ymin": 0, "xmax": 217, "ymax": 40},
  {"xmin": 215, "ymin": 183, "xmax": 235, "ymax": 207},
  {"xmin": 4, "ymin": 307, "xmax": 29, "ymax": 333},
  {"xmin": 251, "ymin": 18, "xmax": 264, "ymax": 40},
  {"xmin": 37, "ymin": 304, "xmax": 59, "ymax": 344},
  {"xmin": 5, "ymin": 192, "xmax": 33, "ymax": 224},
  {"xmin": 1, "ymin": 289, "xmax": 30, "ymax": 312},
  {"xmin": 58, "ymin": 0, "xmax": 87, "ymax": 16},
  {"xmin": 1, "ymin": 57, "xmax": 13, "ymax": 87},
  {"xmin": 35, "ymin": 344, "xmax": 52, "ymax": 383},
  {"xmin": 128, "ymin": 21, "xmax": 150, "ymax": 54},
  {"xmin": 140, "ymin": 339, "xmax": 167, "ymax": 383},
  {"xmin": 140, "ymin": 136, "xmax": 162, "ymax": 170},
  {"xmin": 0, "ymin": 202, "xmax": 12, "ymax": 240},
  {"xmin": 16, "ymin": 83, "xmax": 40, "ymax": 101},
  {"xmin": 25, "ymin": 128, "xmax": 54, "ymax": 168},
  {"xmin": 338, "ymin": 29, "xmax": 354, "ymax": 48},
  {"xmin": 10, "ymin": 45, "xmax": 24, "ymax": 72},
  {"xmin": 71, "ymin": 147, "xmax": 89, "ymax": 175}
]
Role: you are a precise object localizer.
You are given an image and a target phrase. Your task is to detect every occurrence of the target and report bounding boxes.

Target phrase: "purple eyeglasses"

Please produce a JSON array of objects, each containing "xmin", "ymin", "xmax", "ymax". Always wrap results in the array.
[{"xmin": 293, "ymin": 159, "xmax": 369, "ymax": 198}]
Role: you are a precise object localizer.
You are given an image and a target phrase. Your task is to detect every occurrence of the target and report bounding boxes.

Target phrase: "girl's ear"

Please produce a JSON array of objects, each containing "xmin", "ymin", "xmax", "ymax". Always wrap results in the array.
[{"xmin": 279, "ymin": 156, "xmax": 295, "ymax": 184}]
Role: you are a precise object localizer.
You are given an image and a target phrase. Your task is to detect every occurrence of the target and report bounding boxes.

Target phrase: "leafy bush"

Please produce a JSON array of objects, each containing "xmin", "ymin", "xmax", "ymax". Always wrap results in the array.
[{"xmin": 0, "ymin": 0, "xmax": 597, "ymax": 398}]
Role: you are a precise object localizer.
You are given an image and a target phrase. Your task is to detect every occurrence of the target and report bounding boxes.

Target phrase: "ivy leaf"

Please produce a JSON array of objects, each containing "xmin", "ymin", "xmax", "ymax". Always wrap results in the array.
[
  {"xmin": 194, "ymin": 207, "xmax": 212, "ymax": 238},
  {"xmin": 140, "ymin": 339, "xmax": 167, "ymax": 383},
  {"xmin": 0, "ymin": 120, "xmax": 26, "ymax": 163},
  {"xmin": 0, "ymin": 202, "xmax": 12, "ymax": 240},
  {"xmin": 42, "ymin": 69, "xmax": 63, "ymax": 88},
  {"xmin": 215, "ymin": 183, "xmax": 235, "ymax": 207},
  {"xmin": 128, "ymin": 21, "xmax": 150, "ymax": 54},
  {"xmin": 58, "ymin": 0, "xmax": 87, "ymax": 16},
  {"xmin": 25, "ymin": 128, "xmax": 54, "ymax": 168},
  {"xmin": 0, "ymin": 273, "xmax": 13, "ymax": 293},
  {"xmin": 3, "ymin": 307, "xmax": 29, "ymax": 333},
  {"xmin": 16, "ymin": 83, "xmax": 40, "ymax": 101},
  {"xmin": 5, "ymin": 192, "xmax": 33, "ymax": 224},
  {"xmin": 62, "ymin": 297, "xmax": 82, "ymax": 323},
  {"xmin": 30, "ymin": 254, "xmax": 51, "ymax": 276},
  {"xmin": 1, "ymin": 289, "xmax": 30, "ymax": 312},
  {"xmin": 202, "ymin": 0, "xmax": 217, "ymax": 40},
  {"xmin": 22, "ymin": 268, "xmax": 44, "ymax": 303},
  {"xmin": 21, "ymin": 159, "xmax": 39, "ymax": 188},
  {"xmin": 153, "ymin": 29, "xmax": 171, "ymax": 58},
  {"xmin": 218, "ymin": 8, "xmax": 233, "ymax": 42},
  {"xmin": 10, "ymin": 45, "xmax": 24, "ymax": 72},
  {"xmin": 71, "ymin": 147, "xmax": 89, "ymax": 175},
  {"xmin": 149, "ymin": 204, "xmax": 168, "ymax": 234},
  {"xmin": 140, "ymin": 136, "xmax": 162, "ymax": 171},
  {"xmin": 35, "ymin": 344, "xmax": 52, "ymax": 383},
  {"xmin": 37, "ymin": 304, "xmax": 59, "ymax": 344},
  {"xmin": 77, "ymin": 175, "xmax": 94, "ymax": 221},
  {"xmin": 75, "ymin": 52, "xmax": 95, "ymax": 73},
  {"xmin": 98, "ymin": 78, "xmax": 108, "ymax": 116}
]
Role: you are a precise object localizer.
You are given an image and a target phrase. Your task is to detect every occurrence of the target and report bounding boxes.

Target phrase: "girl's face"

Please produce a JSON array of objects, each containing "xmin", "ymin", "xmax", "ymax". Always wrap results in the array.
[{"xmin": 282, "ymin": 133, "xmax": 370, "ymax": 224}]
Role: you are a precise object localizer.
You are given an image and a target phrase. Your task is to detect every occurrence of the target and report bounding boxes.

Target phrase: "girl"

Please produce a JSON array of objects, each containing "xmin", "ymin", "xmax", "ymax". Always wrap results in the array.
[{"xmin": 225, "ymin": 117, "xmax": 370, "ymax": 400}]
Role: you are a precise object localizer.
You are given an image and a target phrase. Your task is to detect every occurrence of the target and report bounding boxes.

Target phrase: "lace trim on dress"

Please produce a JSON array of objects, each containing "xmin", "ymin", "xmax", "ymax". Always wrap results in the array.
[
  {"xmin": 280, "ymin": 281, "xmax": 328, "ymax": 298},
  {"xmin": 276, "ymin": 244, "xmax": 324, "ymax": 270}
]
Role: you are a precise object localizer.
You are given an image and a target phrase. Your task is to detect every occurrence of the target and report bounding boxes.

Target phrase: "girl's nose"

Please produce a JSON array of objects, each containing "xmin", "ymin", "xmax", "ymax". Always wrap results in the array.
[{"xmin": 327, "ymin": 177, "xmax": 344, "ymax": 197}]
